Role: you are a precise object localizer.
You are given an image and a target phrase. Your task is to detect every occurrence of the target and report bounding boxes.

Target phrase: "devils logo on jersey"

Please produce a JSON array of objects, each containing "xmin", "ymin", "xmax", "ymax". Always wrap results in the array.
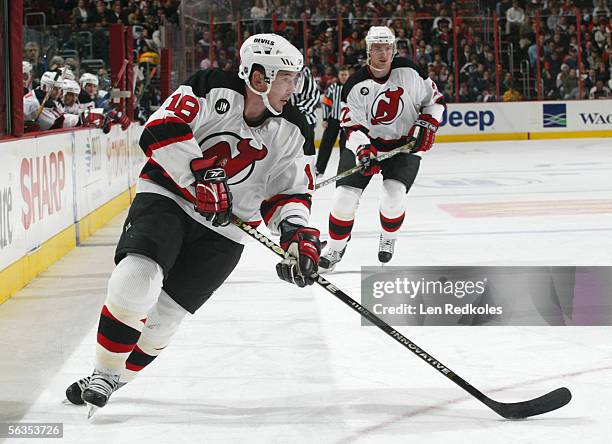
[
  {"xmin": 370, "ymin": 87, "xmax": 404, "ymax": 125},
  {"xmin": 199, "ymin": 132, "xmax": 268, "ymax": 185}
]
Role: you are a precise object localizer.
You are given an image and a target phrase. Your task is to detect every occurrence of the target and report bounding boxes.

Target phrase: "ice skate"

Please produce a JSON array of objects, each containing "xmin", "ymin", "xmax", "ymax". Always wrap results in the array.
[
  {"xmin": 65, "ymin": 375, "xmax": 126, "ymax": 406},
  {"xmin": 378, "ymin": 235, "xmax": 395, "ymax": 264},
  {"xmin": 81, "ymin": 370, "xmax": 121, "ymax": 417},
  {"xmin": 318, "ymin": 244, "xmax": 347, "ymax": 273}
]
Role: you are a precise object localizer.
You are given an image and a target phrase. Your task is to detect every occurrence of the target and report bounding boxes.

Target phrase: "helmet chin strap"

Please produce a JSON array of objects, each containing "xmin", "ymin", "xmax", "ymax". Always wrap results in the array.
[
  {"xmin": 246, "ymin": 80, "xmax": 282, "ymax": 116},
  {"xmin": 368, "ymin": 62, "xmax": 388, "ymax": 74}
]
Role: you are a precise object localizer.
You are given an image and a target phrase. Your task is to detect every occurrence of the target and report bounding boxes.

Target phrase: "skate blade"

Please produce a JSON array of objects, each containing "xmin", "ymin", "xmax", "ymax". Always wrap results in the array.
[{"xmin": 86, "ymin": 403, "xmax": 99, "ymax": 419}]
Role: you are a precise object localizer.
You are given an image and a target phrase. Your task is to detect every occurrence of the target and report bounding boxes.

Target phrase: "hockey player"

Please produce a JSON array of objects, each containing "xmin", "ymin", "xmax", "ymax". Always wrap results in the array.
[
  {"xmin": 23, "ymin": 61, "xmax": 33, "ymax": 94},
  {"xmin": 78, "ymin": 73, "xmax": 99, "ymax": 114},
  {"xmin": 23, "ymin": 71, "xmax": 66, "ymax": 131},
  {"xmin": 65, "ymin": 33, "xmax": 321, "ymax": 414},
  {"xmin": 318, "ymin": 26, "xmax": 445, "ymax": 272},
  {"xmin": 60, "ymin": 79, "xmax": 82, "ymax": 128},
  {"xmin": 78, "ymin": 72, "xmax": 130, "ymax": 132}
]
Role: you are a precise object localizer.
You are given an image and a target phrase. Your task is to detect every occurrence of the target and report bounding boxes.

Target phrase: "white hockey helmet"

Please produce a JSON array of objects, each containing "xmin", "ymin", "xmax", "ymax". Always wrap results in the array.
[
  {"xmin": 22, "ymin": 61, "xmax": 32, "ymax": 76},
  {"xmin": 40, "ymin": 71, "xmax": 63, "ymax": 91},
  {"xmin": 62, "ymin": 79, "xmax": 81, "ymax": 97},
  {"xmin": 60, "ymin": 66, "xmax": 76, "ymax": 81},
  {"xmin": 238, "ymin": 33, "xmax": 304, "ymax": 115},
  {"xmin": 79, "ymin": 72, "xmax": 99, "ymax": 88},
  {"xmin": 365, "ymin": 26, "xmax": 396, "ymax": 63}
]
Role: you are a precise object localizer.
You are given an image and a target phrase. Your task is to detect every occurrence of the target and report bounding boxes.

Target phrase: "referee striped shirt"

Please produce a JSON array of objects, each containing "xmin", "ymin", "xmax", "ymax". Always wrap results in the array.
[
  {"xmin": 321, "ymin": 82, "xmax": 344, "ymax": 121},
  {"xmin": 290, "ymin": 66, "xmax": 320, "ymax": 126}
]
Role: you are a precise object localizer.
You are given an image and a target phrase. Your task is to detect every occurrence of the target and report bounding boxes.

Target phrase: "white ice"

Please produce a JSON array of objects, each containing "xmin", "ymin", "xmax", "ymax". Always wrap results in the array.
[{"xmin": 1, "ymin": 138, "xmax": 612, "ymax": 443}]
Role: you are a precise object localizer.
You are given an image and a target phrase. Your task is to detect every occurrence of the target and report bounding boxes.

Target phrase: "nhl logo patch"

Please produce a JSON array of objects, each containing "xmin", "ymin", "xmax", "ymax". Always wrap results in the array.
[
  {"xmin": 360, "ymin": 87, "xmax": 369, "ymax": 95},
  {"xmin": 215, "ymin": 98, "xmax": 230, "ymax": 114}
]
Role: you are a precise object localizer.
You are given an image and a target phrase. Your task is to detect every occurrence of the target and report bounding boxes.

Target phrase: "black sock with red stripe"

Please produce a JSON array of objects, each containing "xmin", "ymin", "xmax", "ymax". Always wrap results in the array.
[
  {"xmin": 97, "ymin": 305, "xmax": 143, "ymax": 355},
  {"xmin": 327, "ymin": 213, "xmax": 354, "ymax": 251},
  {"xmin": 94, "ymin": 304, "xmax": 147, "ymax": 374},
  {"xmin": 125, "ymin": 345, "xmax": 159, "ymax": 373},
  {"xmin": 380, "ymin": 212, "xmax": 405, "ymax": 235}
]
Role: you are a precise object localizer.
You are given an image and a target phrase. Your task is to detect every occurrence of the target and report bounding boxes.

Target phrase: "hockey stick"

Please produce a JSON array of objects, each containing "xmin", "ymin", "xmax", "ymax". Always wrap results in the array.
[
  {"xmin": 315, "ymin": 140, "xmax": 416, "ymax": 190},
  {"xmin": 231, "ymin": 215, "xmax": 572, "ymax": 419}
]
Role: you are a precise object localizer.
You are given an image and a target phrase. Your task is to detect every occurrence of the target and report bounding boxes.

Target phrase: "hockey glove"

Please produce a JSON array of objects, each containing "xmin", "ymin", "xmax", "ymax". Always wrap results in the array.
[
  {"xmin": 408, "ymin": 114, "xmax": 439, "ymax": 152},
  {"xmin": 108, "ymin": 109, "xmax": 131, "ymax": 131},
  {"xmin": 277, "ymin": 220, "xmax": 322, "ymax": 287},
  {"xmin": 83, "ymin": 110, "xmax": 104, "ymax": 128},
  {"xmin": 357, "ymin": 145, "xmax": 381, "ymax": 176},
  {"xmin": 190, "ymin": 156, "xmax": 232, "ymax": 227}
]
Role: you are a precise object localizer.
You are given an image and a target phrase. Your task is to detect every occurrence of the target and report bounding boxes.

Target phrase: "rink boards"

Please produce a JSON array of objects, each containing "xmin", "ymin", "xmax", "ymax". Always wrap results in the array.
[
  {"xmin": 314, "ymin": 99, "xmax": 612, "ymax": 145},
  {"xmin": 0, "ymin": 124, "xmax": 145, "ymax": 304}
]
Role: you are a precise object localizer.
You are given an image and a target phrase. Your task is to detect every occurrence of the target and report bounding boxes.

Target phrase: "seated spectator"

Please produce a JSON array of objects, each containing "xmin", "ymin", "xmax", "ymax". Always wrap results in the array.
[
  {"xmin": 503, "ymin": 82, "xmax": 523, "ymax": 101},
  {"xmin": 71, "ymin": 0, "xmax": 94, "ymax": 25},
  {"xmin": 24, "ymin": 41, "xmax": 45, "ymax": 82},
  {"xmin": 250, "ymin": 0, "xmax": 268, "ymax": 33},
  {"xmin": 458, "ymin": 83, "xmax": 476, "ymax": 102},
  {"xmin": 480, "ymin": 89, "xmax": 496, "ymax": 102},
  {"xmin": 589, "ymin": 79, "xmax": 611, "ymax": 99},
  {"xmin": 92, "ymin": 0, "xmax": 112, "ymax": 23},
  {"xmin": 138, "ymin": 44, "xmax": 160, "ymax": 65},
  {"xmin": 593, "ymin": 0, "xmax": 611, "ymax": 20},
  {"xmin": 109, "ymin": 1, "xmax": 128, "ymax": 23},
  {"xmin": 506, "ymin": 0, "xmax": 525, "ymax": 36},
  {"xmin": 560, "ymin": 68, "xmax": 580, "ymax": 99},
  {"xmin": 583, "ymin": 68, "xmax": 598, "ymax": 95}
]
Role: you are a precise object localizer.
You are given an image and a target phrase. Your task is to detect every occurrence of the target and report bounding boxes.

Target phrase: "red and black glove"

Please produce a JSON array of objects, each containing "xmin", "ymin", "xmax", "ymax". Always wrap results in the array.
[
  {"xmin": 190, "ymin": 156, "xmax": 232, "ymax": 227},
  {"xmin": 108, "ymin": 110, "xmax": 130, "ymax": 131},
  {"xmin": 83, "ymin": 110, "xmax": 105, "ymax": 128},
  {"xmin": 277, "ymin": 220, "xmax": 322, "ymax": 287},
  {"xmin": 356, "ymin": 145, "xmax": 381, "ymax": 176},
  {"xmin": 408, "ymin": 114, "xmax": 439, "ymax": 152}
]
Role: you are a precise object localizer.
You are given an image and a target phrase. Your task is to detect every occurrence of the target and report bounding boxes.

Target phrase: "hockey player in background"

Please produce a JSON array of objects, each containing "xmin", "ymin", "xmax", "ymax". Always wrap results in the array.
[
  {"xmin": 23, "ymin": 61, "xmax": 33, "ymax": 94},
  {"xmin": 318, "ymin": 26, "xmax": 445, "ymax": 272},
  {"xmin": 60, "ymin": 79, "xmax": 82, "ymax": 128},
  {"xmin": 78, "ymin": 72, "xmax": 130, "ymax": 132},
  {"xmin": 23, "ymin": 71, "xmax": 67, "ymax": 131},
  {"xmin": 78, "ymin": 73, "xmax": 99, "ymax": 114},
  {"xmin": 65, "ymin": 33, "xmax": 321, "ymax": 415}
]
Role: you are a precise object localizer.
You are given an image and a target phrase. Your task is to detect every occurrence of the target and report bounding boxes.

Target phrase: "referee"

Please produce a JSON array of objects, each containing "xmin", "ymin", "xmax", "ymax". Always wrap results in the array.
[
  {"xmin": 290, "ymin": 65, "xmax": 320, "ymax": 159},
  {"xmin": 315, "ymin": 66, "xmax": 350, "ymax": 176}
]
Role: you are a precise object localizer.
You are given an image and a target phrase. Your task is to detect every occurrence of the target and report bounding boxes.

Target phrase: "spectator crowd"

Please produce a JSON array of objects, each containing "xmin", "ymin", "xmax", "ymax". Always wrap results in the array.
[{"xmin": 198, "ymin": 0, "xmax": 610, "ymax": 102}]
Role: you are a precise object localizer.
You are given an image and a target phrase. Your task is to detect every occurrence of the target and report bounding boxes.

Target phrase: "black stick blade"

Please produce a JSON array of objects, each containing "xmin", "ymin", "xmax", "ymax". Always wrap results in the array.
[{"xmin": 486, "ymin": 387, "xmax": 572, "ymax": 419}]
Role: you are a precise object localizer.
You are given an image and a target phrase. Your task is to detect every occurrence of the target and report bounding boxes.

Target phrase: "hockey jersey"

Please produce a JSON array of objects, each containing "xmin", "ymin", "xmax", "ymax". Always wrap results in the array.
[
  {"xmin": 23, "ymin": 89, "xmax": 65, "ymax": 130},
  {"xmin": 340, "ymin": 57, "xmax": 446, "ymax": 152},
  {"xmin": 137, "ymin": 69, "xmax": 315, "ymax": 244},
  {"xmin": 60, "ymin": 101, "xmax": 81, "ymax": 128},
  {"xmin": 78, "ymin": 90, "xmax": 96, "ymax": 114}
]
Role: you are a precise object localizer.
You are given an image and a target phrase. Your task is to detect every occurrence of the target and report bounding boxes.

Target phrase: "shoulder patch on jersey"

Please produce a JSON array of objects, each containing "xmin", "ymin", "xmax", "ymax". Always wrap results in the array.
[
  {"xmin": 215, "ymin": 98, "xmax": 230, "ymax": 114},
  {"xmin": 183, "ymin": 69, "xmax": 245, "ymax": 98},
  {"xmin": 341, "ymin": 67, "xmax": 370, "ymax": 102},
  {"xmin": 391, "ymin": 57, "xmax": 429, "ymax": 80}
]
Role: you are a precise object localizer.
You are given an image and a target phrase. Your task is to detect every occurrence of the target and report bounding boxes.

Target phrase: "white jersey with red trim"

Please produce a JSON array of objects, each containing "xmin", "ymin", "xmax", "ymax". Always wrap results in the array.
[
  {"xmin": 340, "ymin": 57, "xmax": 446, "ymax": 152},
  {"xmin": 23, "ymin": 89, "xmax": 65, "ymax": 130},
  {"xmin": 137, "ymin": 69, "xmax": 316, "ymax": 244}
]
